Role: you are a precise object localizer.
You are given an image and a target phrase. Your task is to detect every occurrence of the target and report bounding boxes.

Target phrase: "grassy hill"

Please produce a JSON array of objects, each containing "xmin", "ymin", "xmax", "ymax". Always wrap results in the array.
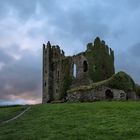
[{"xmin": 1, "ymin": 102, "xmax": 140, "ymax": 140}]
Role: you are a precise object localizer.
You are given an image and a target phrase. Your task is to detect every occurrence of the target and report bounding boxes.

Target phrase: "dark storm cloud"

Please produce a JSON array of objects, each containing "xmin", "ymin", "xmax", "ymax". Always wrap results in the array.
[
  {"xmin": 0, "ymin": 0, "xmax": 139, "ymax": 43},
  {"xmin": 0, "ymin": 47, "xmax": 13, "ymax": 63},
  {"xmin": 38, "ymin": 0, "xmax": 111, "ymax": 43},
  {"xmin": 0, "ymin": 0, "xmax": 140, "ymax": 104},
  {"xmin": 0, "ymin": 0, "xmax": 38, "ymax": 19},
  {"xmin": 0, "ymin": 45, "xmax": 41, "ymax": 102},
  {"xmin": 0, "ymin": 0, "xmax": 114, "ymax": 43}
]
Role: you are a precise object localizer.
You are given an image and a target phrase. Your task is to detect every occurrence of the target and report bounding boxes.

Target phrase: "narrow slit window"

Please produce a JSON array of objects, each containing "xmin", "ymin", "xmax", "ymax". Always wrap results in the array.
[
  {"xmin": 44, "ymin": 82, "xmax": 47, "ymax": 87},
  {"xmin": 58, "ymin": 71, "xmax": 59, "ymax": 77}
]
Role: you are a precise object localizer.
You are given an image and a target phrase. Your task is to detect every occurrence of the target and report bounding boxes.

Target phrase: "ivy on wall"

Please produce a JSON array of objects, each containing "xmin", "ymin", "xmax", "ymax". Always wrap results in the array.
[
  {"xmin": 85, "ymin": 37, "xmax": 115, "ymax": 82},
  {"xmin": 60, "ymin": 58, "xmax": 73, "ymax": 99}
]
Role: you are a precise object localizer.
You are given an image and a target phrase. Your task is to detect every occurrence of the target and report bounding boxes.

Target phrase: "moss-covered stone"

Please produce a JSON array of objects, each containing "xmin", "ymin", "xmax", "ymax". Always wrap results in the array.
[
  {"xmin": 85, "ymin": 37, "xmax": 115, "ymax": 82},
  {"xmin": 106, "ymin": 71, "xmax": 135, "ymax": 92},
  {"xmin": 60, "ymin": 58, "xmax": 73, "ymax": 99},
  {"xmin": 68, "ymin": 71, "xmax": 136, "ymax": 93}
]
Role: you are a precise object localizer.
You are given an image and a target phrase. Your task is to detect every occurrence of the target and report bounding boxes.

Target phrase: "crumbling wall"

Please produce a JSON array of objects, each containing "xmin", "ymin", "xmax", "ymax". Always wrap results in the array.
[
  {"xmin": 70, "ymin": 53, "xmax": 92, "ymax": 88},
  {"xmin": 66, "ymin": 86, "xmax": 127, "ymax": 102},
  {"xmin": 59, "ymin": 57, "xmax": 73, "ymax": 100}
]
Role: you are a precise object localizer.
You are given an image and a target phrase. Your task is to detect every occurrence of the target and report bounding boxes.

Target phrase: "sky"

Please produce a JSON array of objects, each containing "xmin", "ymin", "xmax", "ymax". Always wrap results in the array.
[{"xmin": 0, "ymin": 0, "xmax": 140, "ymax": 105}]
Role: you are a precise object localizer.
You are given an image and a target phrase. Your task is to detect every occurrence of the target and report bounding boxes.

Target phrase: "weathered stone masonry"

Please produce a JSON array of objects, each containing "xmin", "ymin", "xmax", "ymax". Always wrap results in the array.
[{"xmin": 42, "ymin": 37, "xmax": 115, "ymax": 103}]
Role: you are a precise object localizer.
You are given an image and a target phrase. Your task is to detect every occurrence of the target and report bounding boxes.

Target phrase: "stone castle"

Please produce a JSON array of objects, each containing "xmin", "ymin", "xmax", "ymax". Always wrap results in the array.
[
  {"xmin": 42, "ymin": 37, "xmax": 140, "ymax": 103},
  {"xmin": 42, "ymin": 37, "xmax": 118, "ymax": 103}
]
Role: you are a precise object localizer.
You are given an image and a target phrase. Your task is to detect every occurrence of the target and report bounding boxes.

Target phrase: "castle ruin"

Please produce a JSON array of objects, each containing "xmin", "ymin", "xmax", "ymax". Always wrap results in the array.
[{"xmin": 42, "ymin": 37, "xmax": 116, "ymax": 103}]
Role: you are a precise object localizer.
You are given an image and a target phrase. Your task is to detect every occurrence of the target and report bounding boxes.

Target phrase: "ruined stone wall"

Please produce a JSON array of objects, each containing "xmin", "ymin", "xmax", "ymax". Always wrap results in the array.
[
  {"xmin": 66, "ymin": 86, "xmax": 127, "ymax": 102},
  {"xmin": 71, "ymin": 53, "xmax": 92, "ymax": 88},
  {"xmin": 59, "ymin": 57, "xmax": 73, "ymax": 100}
]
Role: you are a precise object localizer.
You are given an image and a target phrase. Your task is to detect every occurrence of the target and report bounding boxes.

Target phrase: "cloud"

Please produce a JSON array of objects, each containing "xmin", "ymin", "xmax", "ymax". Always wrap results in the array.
[
  {"xmin": 129, "ymin": 42, "xmax": 140, "ymax": 58},
  {"xmin": 116, "ymin": 42, "xmax": 140, "ymax": 84},
  {"xmin": 0, "ymin": 0, "xmax": 38, "ymax": 20},
  {"xmin": 0, "ymin": 47, "xmax": 13, "ymax": 63},
  {"xmin": 0, "ymin": 45, "xmax": 42, "ymax": 103}
]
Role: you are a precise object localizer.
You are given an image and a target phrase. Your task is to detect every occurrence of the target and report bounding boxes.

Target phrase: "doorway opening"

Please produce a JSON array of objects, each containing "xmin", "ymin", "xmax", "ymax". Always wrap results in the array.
[{"xmin": 105, "ymin": 89, "xmax": 113, "ymax": 100}]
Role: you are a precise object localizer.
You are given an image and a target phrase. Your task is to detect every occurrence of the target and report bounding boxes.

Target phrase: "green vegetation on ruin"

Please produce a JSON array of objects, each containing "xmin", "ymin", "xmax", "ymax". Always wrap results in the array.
[
  {"xmin": 1, "ymin": 102, "xmax": 140, "ymax": 140},
  {"xmin": 85, "ymin": 37, "xmax": 115, "ymax": 83},
  {"xmin": 68, "ymin": 71, "xmax": 139, "ymax": 95},
  {"xmin": 60, "ymin": 57, "xmax": 73, "ymax": 99},
  {"xmin": 106, "ymin": 71, "xmax": 135, "ymax": 92}
]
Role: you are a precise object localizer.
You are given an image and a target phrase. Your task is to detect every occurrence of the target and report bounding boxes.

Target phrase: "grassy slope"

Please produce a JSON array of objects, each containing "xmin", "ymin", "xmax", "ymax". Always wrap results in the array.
[
  {"xmin": 0, "ymin": 102, "xmax": 140, "ymax": 140},
  {"xmin": 0, "ymin": 105, "xmax": 27, "ymax": 123}
]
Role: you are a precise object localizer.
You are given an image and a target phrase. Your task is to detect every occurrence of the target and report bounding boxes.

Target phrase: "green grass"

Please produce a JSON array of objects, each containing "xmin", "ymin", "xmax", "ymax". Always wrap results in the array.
[
  {"xmin": 1, "ymin": 102, "xmax": 140, "ymax": 140},
  {"xmin": 0, "ymin": 105, "xmax": 27, "ymax": 123}
]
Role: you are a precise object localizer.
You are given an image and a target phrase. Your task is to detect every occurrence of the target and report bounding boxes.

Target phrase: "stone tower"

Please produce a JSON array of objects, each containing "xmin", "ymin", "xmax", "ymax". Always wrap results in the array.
[
  {"xmin": 42, "ymin": 37, "xmax": 115, "ymax": 103},
  {"xmin": 42, "ymin": 41, "xmax": 67, "ymax": 103}
]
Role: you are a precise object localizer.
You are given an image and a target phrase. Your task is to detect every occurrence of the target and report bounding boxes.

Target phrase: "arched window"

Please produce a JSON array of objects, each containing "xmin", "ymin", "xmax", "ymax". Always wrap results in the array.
[
  {"xmin": 73, "ymin": 63, "xmax": 77, "ymax": 78},
  {"xmin": 83, "ymin": 61, "xmax": 88, "ymax": 72}
]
